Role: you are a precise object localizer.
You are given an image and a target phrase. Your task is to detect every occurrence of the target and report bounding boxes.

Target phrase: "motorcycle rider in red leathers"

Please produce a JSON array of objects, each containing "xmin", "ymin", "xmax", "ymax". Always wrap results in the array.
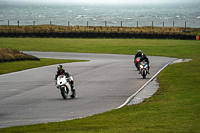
[{"xmin": 134, "ymin": 50, "xmax": 142, "ymax": 63}]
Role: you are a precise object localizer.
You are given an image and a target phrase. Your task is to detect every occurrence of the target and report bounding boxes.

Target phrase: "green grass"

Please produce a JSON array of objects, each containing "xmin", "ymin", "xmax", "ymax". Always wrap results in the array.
[
  {"xmin": 0, "ymin": 38, "xmax": 199, "ymax": 59},
  {"xmin": 0, "ymin": 38, "xmax": 200, "ymax": 133},
  {"xmin": 0, "ymin": 58, "xmax": 87, "ymax": 75}
]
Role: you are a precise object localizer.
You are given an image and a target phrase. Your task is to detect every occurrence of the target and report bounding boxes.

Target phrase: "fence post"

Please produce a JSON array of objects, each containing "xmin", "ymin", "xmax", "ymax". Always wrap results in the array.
[
  {"xmin": 87, "ymin": 21, "xmax": 88, "ymax": 27},
  {"xmin": 137, "ymin": 21, "xmax": 138, "ymax": 27},
  {"xmin": 152, "ymin": 21, "xmax": 153, "ymax": 28},
  {"xmin": 33, "ymin": 21, "xmax": 35, "ymax": 31},
  {"xmin": 68, "ymin": 21, "xmax": 70, "ymax": 26},
  {"xmin": 17, "ymin": 20, "xmax": 19, "ymax": 27},
  {"xmin": 50, "ymin": 21, "xmax": 51, "ymax": 25},
  {"xmin": 8, "ymin": 20, "xmax": 9, "ymax": 26},
  {"xmin": 105, "ymin": 21, "xmax": 107, "ymax": 27},
  {"xmin": 173, "ymin": 21, "xmax": 174, "ymax": 27},
  {"xmin": 185, "ymin": 21, "xmax": 186, "ymax": 29},
  {"xmin": 121, "ymin": 21, "xmax": 122, "ymax": 27},
  {"xmin": 163, "ymin": 21, "xmax": 164, "ymax": 27}
]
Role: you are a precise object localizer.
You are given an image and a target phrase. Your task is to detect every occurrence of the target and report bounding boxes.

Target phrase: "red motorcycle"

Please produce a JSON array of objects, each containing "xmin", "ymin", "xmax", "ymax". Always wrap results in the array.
[{"xmin": 135, "ymin": 57, "xmax": 141, "ymax": 70}]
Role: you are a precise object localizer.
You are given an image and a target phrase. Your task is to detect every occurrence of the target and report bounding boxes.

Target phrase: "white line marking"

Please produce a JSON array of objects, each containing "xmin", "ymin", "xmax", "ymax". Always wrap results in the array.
[{"xmin": 117, "ymin": 62, "xmax": 171, "ymax": 109}]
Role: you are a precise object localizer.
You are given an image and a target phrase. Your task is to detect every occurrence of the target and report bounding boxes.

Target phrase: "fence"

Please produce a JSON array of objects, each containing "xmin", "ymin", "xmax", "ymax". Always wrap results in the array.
[
  {"xmin": 0, "ymin": 20, "xmax": 199, "ymax": 40},
  {"xmin": 3, "ymin": 20, "xmax": 191, "ymax": 28}
]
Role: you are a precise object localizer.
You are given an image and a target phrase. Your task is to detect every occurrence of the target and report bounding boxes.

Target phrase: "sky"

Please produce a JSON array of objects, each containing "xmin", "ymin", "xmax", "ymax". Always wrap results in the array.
[{"xmin": 2, "ymin": 0, "xmax": 200, "ymax": 4}]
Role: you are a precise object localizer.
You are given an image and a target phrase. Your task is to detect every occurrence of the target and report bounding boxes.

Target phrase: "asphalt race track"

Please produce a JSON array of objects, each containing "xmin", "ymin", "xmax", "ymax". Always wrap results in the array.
[{"xmin": 0, "ymin": 52, "xmax": 176, "ymax": 128}]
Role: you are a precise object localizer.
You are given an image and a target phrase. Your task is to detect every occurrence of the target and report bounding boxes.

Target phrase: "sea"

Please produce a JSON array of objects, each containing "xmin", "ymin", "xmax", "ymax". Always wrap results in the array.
[{"xmin": 0, "ymin": 1, "xmax": 200, "ymax": 28}]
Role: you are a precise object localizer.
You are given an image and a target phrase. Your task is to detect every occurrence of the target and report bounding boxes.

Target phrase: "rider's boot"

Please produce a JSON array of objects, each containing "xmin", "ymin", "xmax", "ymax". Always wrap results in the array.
[
  {"xmin": 55, "ymin": 82, "xmax": 59, "ymax": 89},
  {"xmin": 70, "ymin": 84, "xmax": 75, "ymax": 95},
  {"xmin": 147, "ymin": 69, "xmax": 150, "ymax": 74}
]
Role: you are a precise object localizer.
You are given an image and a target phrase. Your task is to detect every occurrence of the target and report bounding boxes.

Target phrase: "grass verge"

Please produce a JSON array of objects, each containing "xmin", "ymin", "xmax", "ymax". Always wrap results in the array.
[
  {"xmin": 0, "ymin": 38, "xmax": 199, "ymax": 59},
  {"xmin": 1, "ymin": 25, "xmax": 200, "ymax": 35},
  {"xmin": 0, "ymin": 38, "xmax": 199, "ymax": 132},
  {"xmin": 0, "ymin": 47, "xmax": 40, "ymax": 62},
  {"xmin": 0, "ymin": 58, "xmax": 87, "ymax": 75}
]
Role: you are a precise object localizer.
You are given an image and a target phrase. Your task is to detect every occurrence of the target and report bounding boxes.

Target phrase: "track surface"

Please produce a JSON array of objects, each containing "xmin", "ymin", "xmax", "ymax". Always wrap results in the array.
[{"xmin": 0, "ymin": 52, "xmax": 176, "ymax": 128}]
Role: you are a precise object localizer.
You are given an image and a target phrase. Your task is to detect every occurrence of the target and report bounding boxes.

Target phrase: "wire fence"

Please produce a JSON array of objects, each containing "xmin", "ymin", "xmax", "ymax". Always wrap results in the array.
[
  {"xmin": 0, "ymin": 20, "xmax": 192, "ymax": 28},
  {"xmin": 0, "ymin": 20, "xmax": 199, "ymax": 40}
]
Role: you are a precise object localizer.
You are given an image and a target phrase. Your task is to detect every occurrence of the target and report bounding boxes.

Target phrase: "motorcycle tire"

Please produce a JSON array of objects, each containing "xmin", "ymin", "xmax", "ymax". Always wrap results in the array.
[
  {"xmin": 142, "ymin": 74, "xmax": 146, "ymax": 79},
  {"xmin": 137, "ymin": 63, "xmax": 140, "ymax": 71},
  {"xmin": 60, "ymin": 87, "xmax": 67, "ymax": 99},
  {"xmin": 142, "ymin": 70, "xmax": 146, "ymax": 79}
]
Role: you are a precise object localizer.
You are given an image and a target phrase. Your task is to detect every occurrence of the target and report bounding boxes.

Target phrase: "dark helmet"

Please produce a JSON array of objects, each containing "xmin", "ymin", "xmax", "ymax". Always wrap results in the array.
[
  {"xmin": 57, "ymin": 65, "xmax": 64, "ymax": 71},
  {"xmin": 142, "ymin": 53, "xmax": 146, "ymax": 58}
]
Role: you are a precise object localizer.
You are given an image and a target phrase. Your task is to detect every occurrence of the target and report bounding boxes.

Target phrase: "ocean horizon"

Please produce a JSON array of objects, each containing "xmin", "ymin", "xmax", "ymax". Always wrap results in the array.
[{"xmin": 0, "ymin": 1, "xmax": 200, "ymax": 28}]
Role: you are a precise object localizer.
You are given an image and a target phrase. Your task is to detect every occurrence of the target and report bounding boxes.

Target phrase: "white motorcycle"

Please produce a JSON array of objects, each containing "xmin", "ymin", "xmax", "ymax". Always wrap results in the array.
[
  {"xmin": 56, "ymin": 75, "xmax": 76, "ymax": 99},
  {"xmin": 139, "ymin": 61, "xmax": 148, "ymax": 79}
]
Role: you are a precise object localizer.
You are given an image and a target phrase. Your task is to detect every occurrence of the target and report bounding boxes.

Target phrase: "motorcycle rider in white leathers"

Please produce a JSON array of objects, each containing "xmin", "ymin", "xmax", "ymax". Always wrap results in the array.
[{"xmin": 54, "ymin": 65, "xmax": 75, "ymax": 90}]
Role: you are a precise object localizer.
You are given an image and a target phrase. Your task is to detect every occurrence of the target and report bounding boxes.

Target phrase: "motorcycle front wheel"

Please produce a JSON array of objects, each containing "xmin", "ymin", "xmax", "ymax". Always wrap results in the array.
[
  {"xmin": 137, "ymin": 63, "xmax": 140, "ymax": 71},
  {"xmin": 60, "ymin": 87, "xmax": 67, "ymax": 99},
  {"xmin": 142, "ymin": 70, "xmax": 146, "ymax": 79}
]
